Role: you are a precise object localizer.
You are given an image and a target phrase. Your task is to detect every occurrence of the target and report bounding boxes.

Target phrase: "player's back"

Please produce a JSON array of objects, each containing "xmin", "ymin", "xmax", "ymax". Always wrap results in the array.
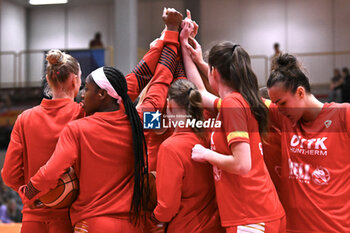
[
  {"xmin": 66, "ymin": 109, "xmax": 135, "ymax": 225},
  {"xmin": 21, "ymin": 99, "xmax": 84, "ymax": 179}
]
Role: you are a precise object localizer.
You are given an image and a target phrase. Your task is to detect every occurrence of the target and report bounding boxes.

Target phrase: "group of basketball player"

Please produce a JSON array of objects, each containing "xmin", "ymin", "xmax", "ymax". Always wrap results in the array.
[{"xmin": 2, "ymin": 7, "xmax": 349, "ymax": 233}]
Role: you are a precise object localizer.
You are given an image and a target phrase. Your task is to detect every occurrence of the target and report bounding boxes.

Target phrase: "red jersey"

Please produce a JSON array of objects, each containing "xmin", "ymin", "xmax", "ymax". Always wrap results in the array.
[
  {"xmin": 30, "ymin": 109, "xmax": 137, "ymax": 226},
  {"xmin": 154, "ymin": 129, "xmax": 224, "ymax": 233},
  {"xmin": 138, "ymin": 30, "xmax": 179, "ymax": 171},
  {"xmin": 1, "ymin": 98, "xmax": 84, "ymax": 221},
  {"xmin": 27, "ymin": 31, "xmax": 179, "ymax": 226},
  {"xmin": 211, "ymin": 92, "xmax": 285, "ymax": 227},
  {"xmin": 146, "ymin": 128, "xmax": 173, "ymax": 171},
  {"xmin": 123, "ymin": 30, "xmax": 179, "ymax": 171},
  {"xmin": 268, "ymin": 101, "xmax": 350, "ymax": 232},
  {"xmin": 262, "ymin": 124, "xmax": 282, "ymax": 195}
]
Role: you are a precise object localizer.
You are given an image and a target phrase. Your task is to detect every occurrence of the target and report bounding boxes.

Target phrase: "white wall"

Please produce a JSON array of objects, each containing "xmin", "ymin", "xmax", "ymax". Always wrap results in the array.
[
  {"xmin": 200, "ymin": 0, "xmax": 350, "ymax": 56},
  {"xmin": 334, "ymin": 0, "xmax": 350, "ymax": 70},
  {"xmin": 28, "ymin": 4, "xmax": 113, "ymax": 50},
  {"xmin": 68, "ymin": 4, "xmax": 113, "ymax": 49},
  {"xmin": 27, "ymin": 3, "xmax": 114, "ymax": 86},
  {"xmin": 0, "ymin": 0, "xmax": 26, "ymax": 87},
  {"xmin": 2, "ymin": 0, "xmax": 350, "ymax": 87},
  {"xmin": 197, "ymin": 0, "xmax": 350, "ymax": 85},
  {"xmin": 138, "ymin": 0, "xmax": 184, "ymax": 54}
]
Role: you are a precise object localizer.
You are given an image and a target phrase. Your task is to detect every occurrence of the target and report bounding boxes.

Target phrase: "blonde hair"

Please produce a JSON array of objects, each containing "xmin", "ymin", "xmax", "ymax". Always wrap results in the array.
[{"xmin": 46, "ymin": 49, "xmax": 80, "ymax": 86}]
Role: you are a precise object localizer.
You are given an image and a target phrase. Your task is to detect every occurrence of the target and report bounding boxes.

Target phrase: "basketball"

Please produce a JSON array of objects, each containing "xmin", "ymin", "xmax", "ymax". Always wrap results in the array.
[{"xmin": 39, "ymin": 167, "xmax": 79, "ymax": 208}]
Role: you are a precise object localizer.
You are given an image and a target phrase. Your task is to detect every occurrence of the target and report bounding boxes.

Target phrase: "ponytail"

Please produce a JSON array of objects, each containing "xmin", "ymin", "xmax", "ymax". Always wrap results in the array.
[
  {"xmin": 168, "ymin": 79, "xmax": 207, "ymax": 142},
  {"xmin": 103, "ymin": 66, "xmax": 149, "ymax": 224},
  {"xmin": 208, "ymin": 41, "xmax": 268, "ymax": 138}
]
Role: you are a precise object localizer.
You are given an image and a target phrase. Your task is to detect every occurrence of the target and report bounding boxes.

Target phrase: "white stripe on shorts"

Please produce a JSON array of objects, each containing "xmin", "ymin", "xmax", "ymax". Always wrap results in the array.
[{"xmin": 237, "ymin": 222, "xmax": 265, "ymax": 233}]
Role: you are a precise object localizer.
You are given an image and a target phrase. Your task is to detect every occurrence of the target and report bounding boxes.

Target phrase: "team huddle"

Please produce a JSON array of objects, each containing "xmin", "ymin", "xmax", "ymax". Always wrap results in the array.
[{"xmin": 2, "ymin": 7, "xmax": 350, "ymax": 233}]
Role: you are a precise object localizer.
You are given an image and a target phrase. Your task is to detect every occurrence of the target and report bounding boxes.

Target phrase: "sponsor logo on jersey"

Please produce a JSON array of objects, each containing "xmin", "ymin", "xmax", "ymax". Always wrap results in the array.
[
  {"xmin": 324, "ymin": 120, "xmax": 332, "ymax": 128},
  {"xmin": 289, "ymin": 135, "xmax": 328, "ymax": 156},
  {"xmin": 288, "ymin": 159, "xmax": 331, "ymax": 185},
  {"xmin": 143, "ymin": 111, "xmax": 161, "ymax": 129},
  {"xmin": 312, "ymin": 166, "xmax": 330, "ymax": 185},
  {"xmin": 288, "ymin": 159, "xmax": 311, "ymax": 183}
]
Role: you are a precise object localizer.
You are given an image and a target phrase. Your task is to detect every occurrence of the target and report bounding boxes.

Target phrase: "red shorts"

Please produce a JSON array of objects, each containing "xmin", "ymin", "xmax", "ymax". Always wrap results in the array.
[
  {"xmin": 21, "ymin": 218, "xmax": 73, "ymax": 233},
  {"xmin": 74, "ymin": 216, "xmax": 141, "ymax": 233},
  {"xmin": 226, "ymin": 216, "xmax": 286, "ymax": 233}
]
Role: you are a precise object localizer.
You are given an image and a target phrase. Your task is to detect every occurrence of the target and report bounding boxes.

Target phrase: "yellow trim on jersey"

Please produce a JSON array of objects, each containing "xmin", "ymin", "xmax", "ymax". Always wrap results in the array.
[
  {"xmin": 264, "ymin": 99, "xmax": 271, "ymax": 108},
  {"xmin": 227, "ymin": 131, "xmax": 249, "ymax": 143},
  {"xmin": 216, "ymin": 98, "xmax": 222, "ymax": 111}
]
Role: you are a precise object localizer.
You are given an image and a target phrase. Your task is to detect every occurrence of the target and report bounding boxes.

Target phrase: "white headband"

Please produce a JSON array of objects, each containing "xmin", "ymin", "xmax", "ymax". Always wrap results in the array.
[{"xmin": 91, "ymin": 67, "xmax": 122, "ymax": 103}]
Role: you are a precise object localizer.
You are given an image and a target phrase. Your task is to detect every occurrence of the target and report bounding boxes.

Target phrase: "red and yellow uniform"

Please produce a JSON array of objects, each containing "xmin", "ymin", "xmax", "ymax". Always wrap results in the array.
[
  {"xmin": 154, "ymin": 129, "xmax": 224, "ymax": 233},
  {"xmin": 1, "ymin": 98, "xmax": 84, "ymax": 233},
  {"xmin": 262, "ymin": 98, "xmax": 282, "ymax": 196},
  {"xmin": 30, "ymin": 108, "xmax": 141, "ymax": 231},
  {"xmin": 211, "ymin": 93, "xmax": 285, "ymax": 230},
  {"xmin": 268, "ymin": 101, "xmax": 350, "ymax": 232},
  {"xmin": 262, "ymin": 124, "xmax": 282, "ymax": 196},
  {"xmin": 23, "ymin": 31, "xmax": 179, "ymax": 232}
]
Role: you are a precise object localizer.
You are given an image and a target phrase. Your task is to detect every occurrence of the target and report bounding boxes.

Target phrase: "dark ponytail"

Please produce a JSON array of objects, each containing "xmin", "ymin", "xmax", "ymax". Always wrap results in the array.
[
  {"xmin": 103, "ymin": 66, "xmax": 149, "ymax": 224},
  {"xmin": 168, "ymin": 79, "xmax": 207, "ymax": 142},
  {"xmin": 208, "ymin": 41, "xmax": 268, "ymax": 138},
  {"xmin": 268, "ymin": 53, "xmax": 311, "ymax": 94}
]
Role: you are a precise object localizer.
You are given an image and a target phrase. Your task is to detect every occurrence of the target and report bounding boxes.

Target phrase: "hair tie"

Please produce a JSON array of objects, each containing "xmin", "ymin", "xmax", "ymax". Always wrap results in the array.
[
  {"xmin": 188, "ymin": 87, "xmax": 194, "ymax": 96},
  {"xmin": 56, "ymin": 71, "xmax": 60, "ymax": 75},
  {"xmin": 232, "ymin": 44, "xmax": 239, "ymax": 54}
]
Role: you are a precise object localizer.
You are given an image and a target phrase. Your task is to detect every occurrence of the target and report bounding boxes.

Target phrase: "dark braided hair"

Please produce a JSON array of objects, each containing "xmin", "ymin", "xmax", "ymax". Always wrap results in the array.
[
  {"xmin": 102, "ymin": 66, "xmax": 149, "ymax": 224},
  {"xmin": 208, "ymin": 41, "xmax": 269, "ymax": 138}
]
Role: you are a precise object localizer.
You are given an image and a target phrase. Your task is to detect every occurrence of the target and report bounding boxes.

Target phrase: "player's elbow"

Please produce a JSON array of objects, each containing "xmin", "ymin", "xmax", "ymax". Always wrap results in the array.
[
  {"xmin": 1, "ymin": 169, "xmax": 17, "ymax": 191},
  {"xmin": 1, "ymin": 169, "xmax": 9, "ymax": 185},
  {"xmin": 227, "ymin": 162, "xmax": 251, "ymax": 175},
  {"xmin": 153, "ymin": 203, "xmax": 179, "ymax": 223},
  {"xmin": 238, "ymin": 163, "xmax": 252, "ymax": 175}
]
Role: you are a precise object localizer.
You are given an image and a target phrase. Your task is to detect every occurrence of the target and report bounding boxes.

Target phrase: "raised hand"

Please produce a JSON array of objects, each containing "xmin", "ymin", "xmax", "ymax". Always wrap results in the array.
[
  {"xmin": 184, "ymin": 9, "xmax": 199, "ymax": 38},
  {"xmin": 187, "ymin": 37, "xmax": 204, "ymax": 65},
  {"xmin": 180, "ymin": 18, "xmax": 194, "ymax": 42},
  {"xmin": 162, "ymin": 8, "xmax": 183, "ymax": 32}
]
